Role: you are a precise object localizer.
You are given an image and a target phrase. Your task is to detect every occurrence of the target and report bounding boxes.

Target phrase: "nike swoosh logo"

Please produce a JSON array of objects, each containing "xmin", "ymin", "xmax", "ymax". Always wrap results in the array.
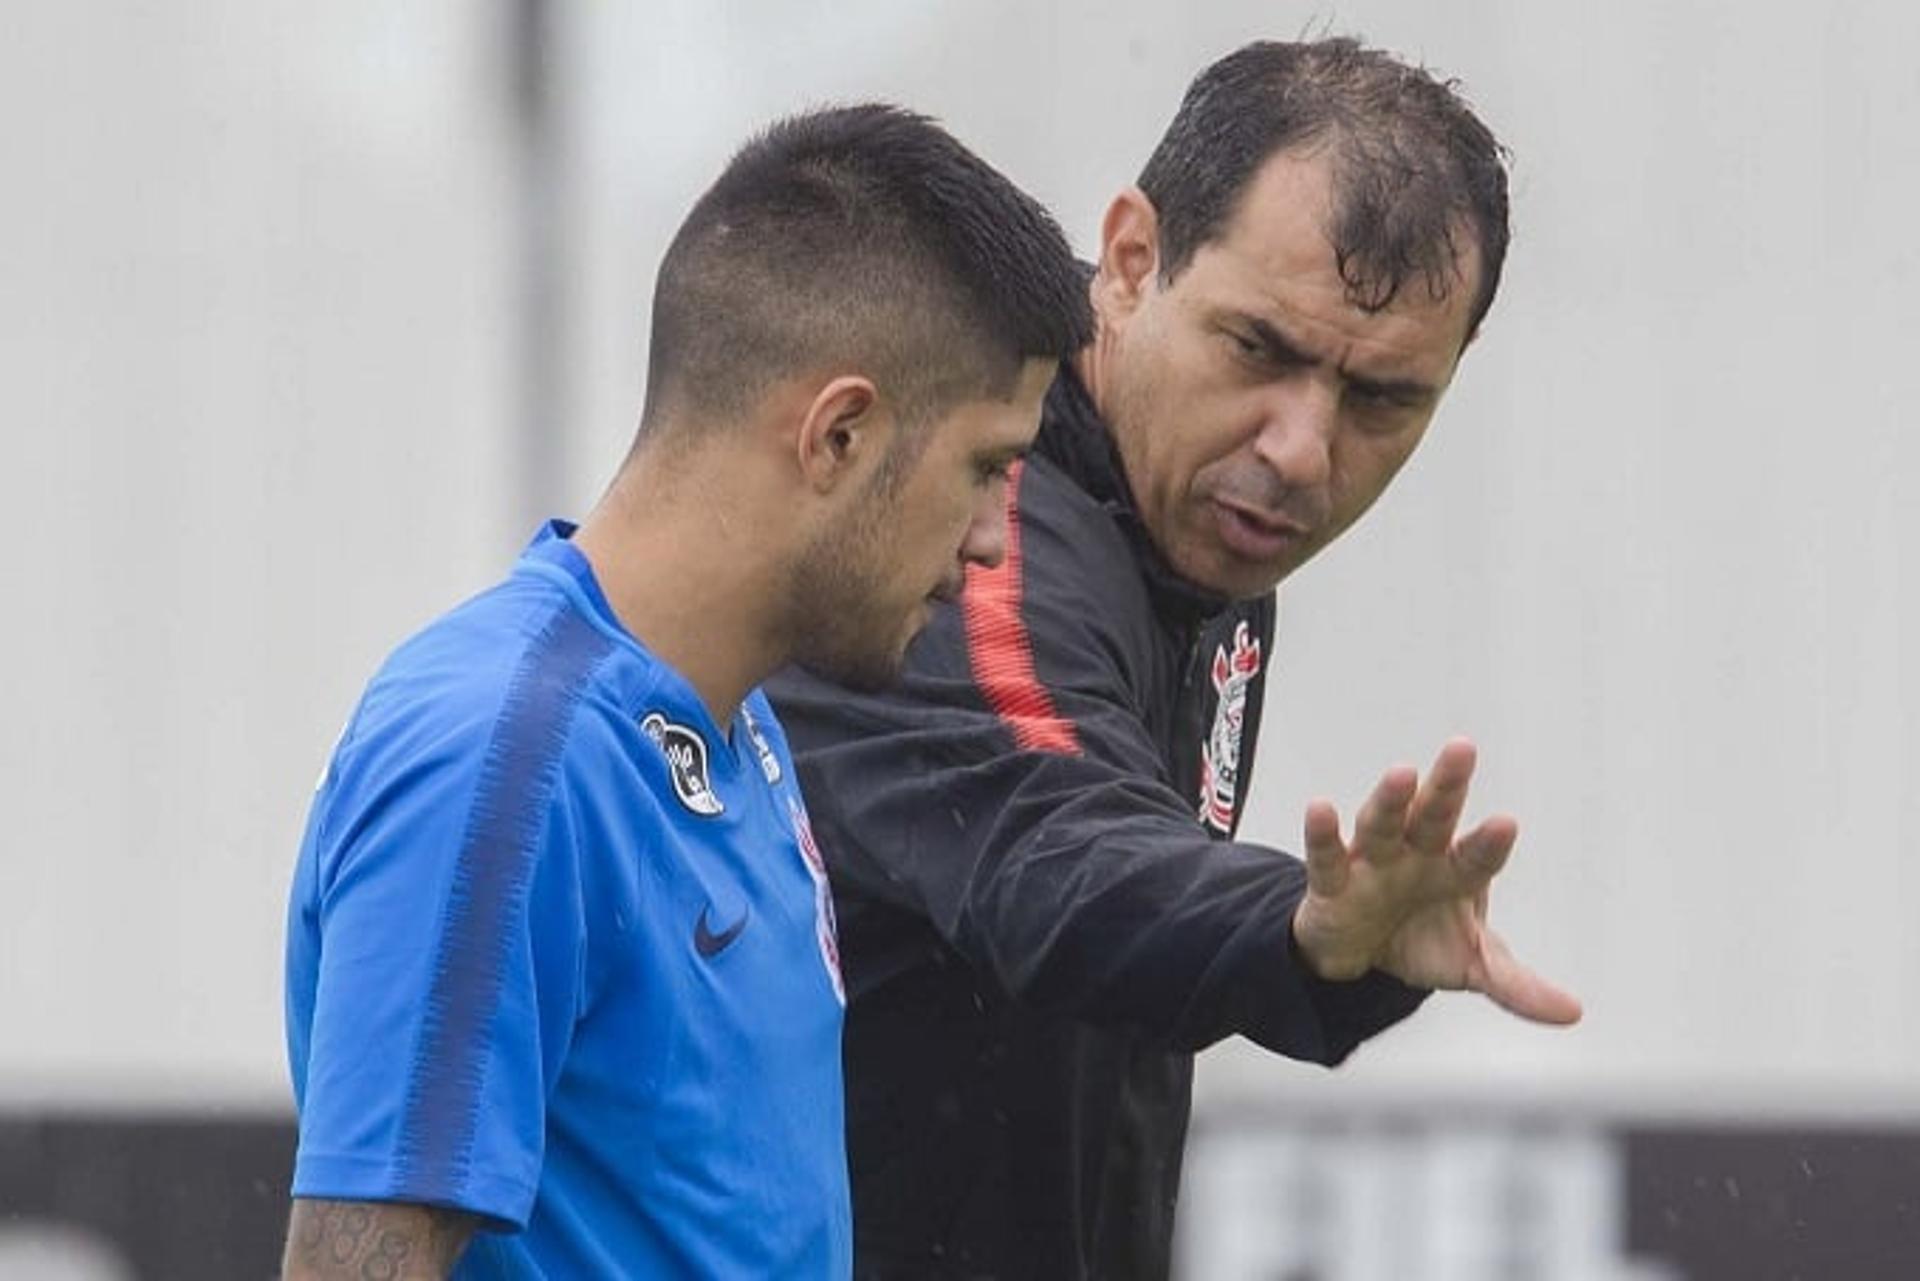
[{"xmin": 694, "ymin": 904, "xmax": 749, "ymax": 958}]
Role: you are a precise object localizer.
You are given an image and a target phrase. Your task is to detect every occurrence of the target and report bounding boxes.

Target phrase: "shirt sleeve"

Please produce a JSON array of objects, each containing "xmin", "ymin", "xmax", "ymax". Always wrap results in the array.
[
  {"xmin": 289, "ymin": 687, "xmax": 588, "ymax": 1229},
  {"xmin": 769, "ymin": 472, "xmax": 1424, "ymax": 1062}
]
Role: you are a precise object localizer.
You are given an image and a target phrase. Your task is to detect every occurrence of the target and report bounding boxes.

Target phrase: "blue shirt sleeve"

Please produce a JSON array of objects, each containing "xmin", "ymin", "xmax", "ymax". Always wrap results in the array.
[{"xmin": 289, "ymin": 663, "xmax": 591, "ymax": 1230}]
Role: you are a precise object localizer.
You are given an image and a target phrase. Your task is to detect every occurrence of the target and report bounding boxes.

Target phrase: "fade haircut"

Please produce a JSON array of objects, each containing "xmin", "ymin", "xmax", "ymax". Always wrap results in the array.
[
  {"xmin": 642, "ymin": 104, "xmax": 1094, "ymax": 444},
  {"xmin": 1138, "ymin": 38, "xmax": 1511, "ymax": 342}
]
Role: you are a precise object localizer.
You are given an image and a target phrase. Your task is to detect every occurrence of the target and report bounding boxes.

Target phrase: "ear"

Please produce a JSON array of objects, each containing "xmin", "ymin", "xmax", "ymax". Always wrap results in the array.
[
  {"xmin": 1092, "ymin": 186, "xmax": 1161, "ymax": 319},
  {"xmin": 795, "ymin": 374, "xmax": 890, "ymax": 494}
]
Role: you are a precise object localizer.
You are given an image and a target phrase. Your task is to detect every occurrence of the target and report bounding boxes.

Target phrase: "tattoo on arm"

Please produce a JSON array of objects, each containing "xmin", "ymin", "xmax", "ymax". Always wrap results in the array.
[{"xmin": 282, "ymin": 1198, "xmax": 478, "ymax": 1280}]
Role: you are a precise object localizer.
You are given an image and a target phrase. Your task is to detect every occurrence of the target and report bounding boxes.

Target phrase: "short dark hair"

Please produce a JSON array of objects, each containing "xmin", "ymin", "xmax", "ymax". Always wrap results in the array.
[
  {"xmin": 642, "ymin": 104, "xmax": 1093, "ymax": 437},
  {"xmin": 1138, "ymin": 38, "xmax": 1511, "ymax": 341}
]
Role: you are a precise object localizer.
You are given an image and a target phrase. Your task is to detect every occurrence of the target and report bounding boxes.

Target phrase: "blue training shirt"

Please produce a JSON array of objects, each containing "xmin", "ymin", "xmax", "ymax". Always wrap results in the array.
[{"xmin": 286, "ymin": 521, "xmax": 851, "ymax": 1278}]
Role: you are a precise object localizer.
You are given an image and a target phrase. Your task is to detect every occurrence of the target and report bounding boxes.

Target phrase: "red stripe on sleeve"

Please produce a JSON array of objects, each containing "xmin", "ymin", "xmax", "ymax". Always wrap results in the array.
[{"xmin": 961, "ymin": 462, "xmax": 1083, "ymax": 756}]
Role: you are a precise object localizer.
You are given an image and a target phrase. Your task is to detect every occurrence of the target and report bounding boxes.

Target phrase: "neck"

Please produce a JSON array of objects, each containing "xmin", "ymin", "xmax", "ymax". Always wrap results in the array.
[{"xmin": 571, "ymin": 448, "xmax": 788, "ymax": 727}]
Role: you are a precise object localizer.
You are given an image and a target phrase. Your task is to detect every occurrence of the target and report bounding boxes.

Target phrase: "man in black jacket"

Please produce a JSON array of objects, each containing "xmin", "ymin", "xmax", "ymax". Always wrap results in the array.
[{"xmin": 769, "ymin": 38, "xmax": 1581, "ymax": 1280}]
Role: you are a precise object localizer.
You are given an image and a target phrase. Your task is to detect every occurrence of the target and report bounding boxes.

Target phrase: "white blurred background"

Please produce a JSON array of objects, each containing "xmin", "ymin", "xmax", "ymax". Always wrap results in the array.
[{"xmin": 4, "ymin": 3, "xmax": 1917, "ymax": 1276}]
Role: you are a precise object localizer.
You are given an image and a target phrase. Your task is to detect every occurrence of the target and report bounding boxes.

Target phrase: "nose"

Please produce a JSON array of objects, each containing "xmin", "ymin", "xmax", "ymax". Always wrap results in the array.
[
  {"xmin": 1250, "ymin": 380, "xmax": 1337, "ymax": 490},
  {"xmin": 960, "ymin": 476, "xmax": 1011, "ymax": 570}
]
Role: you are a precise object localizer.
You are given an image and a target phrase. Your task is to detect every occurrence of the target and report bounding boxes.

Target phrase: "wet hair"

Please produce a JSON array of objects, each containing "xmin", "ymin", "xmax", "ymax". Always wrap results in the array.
[
  {"xmin": 1137, "ymin": 38, "xmax": 1511, "ymax": 341},
  {"xmin": 642, "ymin": 103, "xmax": 1093, "ymax": 439}
]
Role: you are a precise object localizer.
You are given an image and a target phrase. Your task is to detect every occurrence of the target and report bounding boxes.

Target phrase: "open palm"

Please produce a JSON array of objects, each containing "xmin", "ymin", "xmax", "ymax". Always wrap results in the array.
[{"xmin": 1290, "ymin": 738, "xmax": 1582, "ymax": 1025}]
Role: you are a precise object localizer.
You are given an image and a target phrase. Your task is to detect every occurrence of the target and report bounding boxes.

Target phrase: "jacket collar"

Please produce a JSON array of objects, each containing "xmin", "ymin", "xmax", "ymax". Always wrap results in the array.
[{"xmin": 1035, "ymin": 358, "xmax": 1233, "ymax": 627}]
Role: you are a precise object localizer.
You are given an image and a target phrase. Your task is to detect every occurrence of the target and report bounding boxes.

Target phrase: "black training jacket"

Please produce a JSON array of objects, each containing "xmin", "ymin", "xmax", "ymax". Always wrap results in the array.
[{"xmin": 768, "ymin": 362, "xmax": 1426, "ymax": 1281}]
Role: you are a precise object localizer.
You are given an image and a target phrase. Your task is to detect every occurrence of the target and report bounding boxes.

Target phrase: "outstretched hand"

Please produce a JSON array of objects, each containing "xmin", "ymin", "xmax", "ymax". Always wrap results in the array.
[{"xmin": 1290, "ymin": 738, "xmax": 1582, "ymax": 1025}]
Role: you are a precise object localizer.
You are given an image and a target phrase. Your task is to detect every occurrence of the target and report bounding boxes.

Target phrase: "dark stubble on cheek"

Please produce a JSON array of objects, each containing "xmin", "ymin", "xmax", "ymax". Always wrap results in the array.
[{"xmin": 785, "ymin": 498, "xmax": 902, "ymax": 693}]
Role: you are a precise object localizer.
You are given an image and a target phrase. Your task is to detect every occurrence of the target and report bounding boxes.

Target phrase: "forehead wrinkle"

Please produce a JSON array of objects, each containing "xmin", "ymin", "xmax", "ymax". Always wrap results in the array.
[
  {"xmin": 1216, "ymin": 271, "xmax": 1454, "ymax": 393},
  {"xmin": 1194, "ymin": 150, "xmax": 1471, "ymax": 385}
]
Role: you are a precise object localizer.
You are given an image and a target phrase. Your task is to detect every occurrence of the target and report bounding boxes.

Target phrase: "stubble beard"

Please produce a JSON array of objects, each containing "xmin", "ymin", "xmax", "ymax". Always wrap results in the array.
[{"xmin": 784, "ymin": 499, "xmax": 907, "ymax": 694}]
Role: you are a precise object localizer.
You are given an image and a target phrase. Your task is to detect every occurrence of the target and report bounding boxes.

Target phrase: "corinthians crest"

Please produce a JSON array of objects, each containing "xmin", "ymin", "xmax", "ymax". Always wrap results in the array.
[{"xmin": 1198, "ymin": 621, "xmax": 1261, "ymax": 834}]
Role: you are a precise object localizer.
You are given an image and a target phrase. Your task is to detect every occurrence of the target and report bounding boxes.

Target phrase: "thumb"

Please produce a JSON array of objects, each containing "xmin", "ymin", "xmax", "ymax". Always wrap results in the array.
[{"xmin": 1473, "ymin": 928, "xmax": 1584, "ymax": 1026}]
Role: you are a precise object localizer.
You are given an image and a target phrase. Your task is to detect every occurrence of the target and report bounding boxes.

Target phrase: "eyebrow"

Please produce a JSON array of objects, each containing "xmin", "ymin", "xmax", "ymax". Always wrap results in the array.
[
  {"xmin": 1244, "ymin": 317, "xmax": 1315, "ymax": 369},
  {"xmin": 1242, "ymin": 316, "xmax": 1439, "ymax": 406}
]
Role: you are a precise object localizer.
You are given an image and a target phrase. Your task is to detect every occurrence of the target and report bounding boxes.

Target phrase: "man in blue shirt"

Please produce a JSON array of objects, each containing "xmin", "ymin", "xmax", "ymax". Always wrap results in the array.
[{"xmin": 280, "ymin": 105, "xmax": 1094, "ymax": 1278}]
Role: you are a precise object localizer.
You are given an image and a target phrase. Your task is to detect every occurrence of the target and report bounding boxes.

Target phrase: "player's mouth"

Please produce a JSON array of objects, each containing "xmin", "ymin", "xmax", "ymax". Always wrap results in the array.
[{"xmin": 1211, "ymin": 498, "xmax": 1307, "ymax": 562}]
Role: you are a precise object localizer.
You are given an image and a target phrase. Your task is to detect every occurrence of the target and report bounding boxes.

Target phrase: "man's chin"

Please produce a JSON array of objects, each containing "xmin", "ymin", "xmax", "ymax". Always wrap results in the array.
[
  {"xmin": 1172, "ymin": 544, "xmax": 1295, "ymax": 602},
  {"xmin": 795, "ymin": 647, "xmax": 905, "ymax": 694}
]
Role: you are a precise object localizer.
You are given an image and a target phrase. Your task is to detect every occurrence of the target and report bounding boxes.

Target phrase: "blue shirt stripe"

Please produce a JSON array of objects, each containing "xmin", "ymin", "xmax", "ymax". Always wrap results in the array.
[{"xmin": 392, "ymin": 601, "xmax": 613, "ymax": 1193}]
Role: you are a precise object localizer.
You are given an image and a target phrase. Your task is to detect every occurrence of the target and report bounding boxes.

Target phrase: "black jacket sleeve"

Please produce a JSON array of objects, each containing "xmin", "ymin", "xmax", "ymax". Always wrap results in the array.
[{"xmin": 769, "ymin": 466, "xmax": 1424, "ymax": 1061}]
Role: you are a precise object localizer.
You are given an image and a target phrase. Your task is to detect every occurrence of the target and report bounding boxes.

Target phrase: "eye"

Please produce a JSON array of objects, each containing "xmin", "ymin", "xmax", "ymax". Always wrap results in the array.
[
  {"xmin": 976, "ymin": 458, "xmax": 1013, "ymax": 485},
  {"xmin": 1348, "ymin": 382, "xmax": 1422, "ymax": 413},
  {"xmin": 1223, "ymin": 327, "xmax": 1301, "ymax": 375},
  {"xmin": 1343, "ymin": 384, "xmax": 1430, "ymax": 437}
]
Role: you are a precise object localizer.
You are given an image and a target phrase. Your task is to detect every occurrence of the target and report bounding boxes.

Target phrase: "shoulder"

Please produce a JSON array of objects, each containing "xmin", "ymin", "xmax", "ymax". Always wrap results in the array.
[
  {"xmin": 321, "ymin": 578, "xmax": 627, "ymax": 859},
  {"xmin": 365, "ymin": 582, "xmax": 591, "ymax": 738}
]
